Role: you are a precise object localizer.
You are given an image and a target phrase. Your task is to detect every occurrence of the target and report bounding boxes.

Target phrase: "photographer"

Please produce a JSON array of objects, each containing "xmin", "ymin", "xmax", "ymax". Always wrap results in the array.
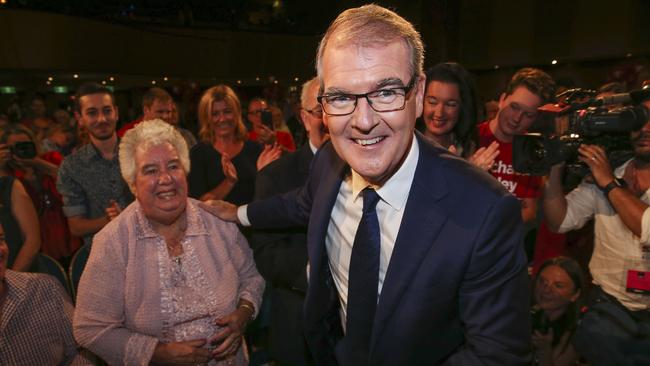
[
  {"xmin": 1, "ymin": 125, "xmax": 78, "ymax": 262},
  {"xmin": 0, "ymin": 127, "xmax": 41, "ymax": 272},
  {"xmin": 542, "ymin": 98, "xmax": 650, "ymax": 365}
]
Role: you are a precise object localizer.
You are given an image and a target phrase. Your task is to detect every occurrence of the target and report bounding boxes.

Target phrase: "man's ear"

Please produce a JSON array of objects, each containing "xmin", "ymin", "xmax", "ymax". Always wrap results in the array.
[
  {"xmin": 300, "ymin": 109, "xmax": 312, "ymax": 133},
  {"xmin": 498, "ymin": 92, "xmax": 507, "ymax": 109},
  {"xmin": 415, "ymin": 72, "xmax": 426, "ymax": 118}
]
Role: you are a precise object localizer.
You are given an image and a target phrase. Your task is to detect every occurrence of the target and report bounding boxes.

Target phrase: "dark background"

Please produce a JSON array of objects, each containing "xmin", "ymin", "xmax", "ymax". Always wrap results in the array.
[{"xmin": 1, "ymin": 0, "xmax": 648, "ymax": 124}]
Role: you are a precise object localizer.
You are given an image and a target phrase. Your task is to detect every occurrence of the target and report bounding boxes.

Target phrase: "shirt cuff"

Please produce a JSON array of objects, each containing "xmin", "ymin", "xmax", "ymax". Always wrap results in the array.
[{"xmin": 237, "ymin": 205, "xmax": 251, "ymax": 226}]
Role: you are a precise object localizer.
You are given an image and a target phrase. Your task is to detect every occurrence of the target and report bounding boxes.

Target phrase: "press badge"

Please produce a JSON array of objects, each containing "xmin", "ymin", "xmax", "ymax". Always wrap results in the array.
[{"xmin": 625, "ymin": 246, "xmax": 650, "ymax": 295}]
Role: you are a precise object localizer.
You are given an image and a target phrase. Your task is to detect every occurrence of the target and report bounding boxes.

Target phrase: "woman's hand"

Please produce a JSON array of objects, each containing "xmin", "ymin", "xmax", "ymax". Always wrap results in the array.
[
  {"xmin": 468, "ymin": 141, "xmax": 499, "ymax": 171},
  {"xmin": 151, "ymin": 339, "xmax": 211, "ymax": 365},
  {"xmin": 257, "ymin": 125, "xmax": 276, "ymax": 145},
  {"xmin": 221, "ymin": 154, "xmax": 238, "ymax": 184},
  {"xmin": 256, "ymin": 143, "xmax": 282, "ymax": 171},
  {"xmin": 209, "ymin": 306, "xmax": 252, "ymax": 359}
]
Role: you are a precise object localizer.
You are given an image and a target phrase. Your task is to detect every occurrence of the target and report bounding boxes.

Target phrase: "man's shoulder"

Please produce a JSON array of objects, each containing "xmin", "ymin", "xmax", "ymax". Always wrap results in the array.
[
  {"xmin": 61, "ymin": 144, "xmax": 95, "ymax": 167},
  {"xmin": 6, "ymin": 270, "xmax": 65, "ymax": 299}
]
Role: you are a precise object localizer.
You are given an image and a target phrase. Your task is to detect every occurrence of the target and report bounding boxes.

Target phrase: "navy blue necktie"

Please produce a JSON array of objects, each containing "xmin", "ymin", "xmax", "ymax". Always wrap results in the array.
[{"xmin": 343, "ymin": 187, "xmax": 381, "ymax": 365}]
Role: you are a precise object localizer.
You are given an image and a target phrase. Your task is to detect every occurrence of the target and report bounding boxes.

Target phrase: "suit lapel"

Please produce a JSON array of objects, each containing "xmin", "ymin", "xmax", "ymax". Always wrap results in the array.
[
  {"xmin": 370, "ymin": 138, "xmax": 450, "ymax": 351},
  {"xmin": 305, "ymin": 147, "xmax": 348, "ymax": 331}
]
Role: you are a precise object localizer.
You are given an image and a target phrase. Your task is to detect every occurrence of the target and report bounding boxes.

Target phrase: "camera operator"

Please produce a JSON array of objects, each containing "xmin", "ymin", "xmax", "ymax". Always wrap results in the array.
[{"xmin": 542, "ymin": 98, "xmax": 650, "ymax": 365}]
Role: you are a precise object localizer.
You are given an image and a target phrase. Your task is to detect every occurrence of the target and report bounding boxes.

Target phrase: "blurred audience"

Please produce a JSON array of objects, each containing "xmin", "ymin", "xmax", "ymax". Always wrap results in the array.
[
  {"xmin": 250, "ymin": 77, "xmax": 326, "ymax": 366},
  {"xmin": 118, "ymin": 87, "xmax": 197, "ymax": 149},
  {"xmin": 484, "ymin": 99, "xmax": 499, "ymax": 121},
  {"xmin": 1, "ymin": 125, "xmax": 80, "ymax": 261},
  {"xmin": 41, "ymin": 123, "xmax": 77, "ymax": 156},
  {"xmin": 73, "ymin": 119, "xmax": 264, "ymax": 365},
  {"xmin": 188, "ymin": 85, "xmax": 280, "ymax": 205},
  {"xmin": 20, "ymin": 95, "xmax": 54, "ymax": 145}
]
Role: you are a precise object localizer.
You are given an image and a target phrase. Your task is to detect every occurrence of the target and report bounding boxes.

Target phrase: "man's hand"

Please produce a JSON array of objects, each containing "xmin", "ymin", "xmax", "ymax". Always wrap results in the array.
[
  {"xmin": 151, "ymin": 339, "xmax": 211, "ymax": 365},
  {"xmin": 209, "ymin": 307, "xmax": 251, "ymax": 359},
  {"xmin": 200, "ymin": 200, "xmax": 240, "ymax": 223},
  {"xmin": 577, "ymin": 144, "xmax": 615, "ymax": 188},
  {"xmin": 105, "ymin": 200, "xmax": 122, "ymax": 221}
]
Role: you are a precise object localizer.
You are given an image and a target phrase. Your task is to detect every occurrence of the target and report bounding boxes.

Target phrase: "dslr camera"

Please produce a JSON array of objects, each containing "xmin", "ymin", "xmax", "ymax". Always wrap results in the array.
[
  {"xmin": 513, "ymin": 87, "xmax": 650, "ymax": 176},
  {"xmin": 10, "ymin": 141, "xmax": 37, "ymax": 159}
]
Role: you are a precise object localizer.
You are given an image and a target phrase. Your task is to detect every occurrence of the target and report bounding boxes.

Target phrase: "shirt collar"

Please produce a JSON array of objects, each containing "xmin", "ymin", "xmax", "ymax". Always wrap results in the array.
[
  {"xmin": 309, "ymin": 139, "xmax": 318, "ymax": 155},
  {"xmin": 351, "ymin": 134, "xmax": 419, "ymax": 211}
]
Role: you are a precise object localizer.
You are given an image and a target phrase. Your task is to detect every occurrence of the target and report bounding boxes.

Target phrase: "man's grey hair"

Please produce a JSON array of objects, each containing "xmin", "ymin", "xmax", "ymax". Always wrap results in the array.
[
  {"xmin": 315, "ymin": 4, "xmax": 424, "ymax": 84},
  {"xmin": 300, "ymin": 77, "xmax": 320, "ymax": 109},
  {"xmin": 119, "ymin": 119, "xmax": 190, "ymax": 190}
]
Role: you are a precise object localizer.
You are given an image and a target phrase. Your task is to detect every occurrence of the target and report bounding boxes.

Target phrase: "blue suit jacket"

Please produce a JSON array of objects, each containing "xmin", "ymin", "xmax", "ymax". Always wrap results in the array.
[{"xmin": 248, "ymin": 133, "xmax": 531, "ymax": 365}]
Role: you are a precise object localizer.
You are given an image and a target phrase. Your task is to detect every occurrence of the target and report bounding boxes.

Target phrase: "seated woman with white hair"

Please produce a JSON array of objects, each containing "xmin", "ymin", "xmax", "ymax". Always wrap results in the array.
[{"xmin": 73, "ymin": 119, "xmax": 264, "ymax": 365}]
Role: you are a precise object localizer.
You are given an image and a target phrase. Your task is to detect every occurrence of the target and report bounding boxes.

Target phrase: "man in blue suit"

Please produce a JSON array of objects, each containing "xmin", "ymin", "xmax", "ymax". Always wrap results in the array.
[{"xmin": 210, "ymin": 4, "xmax": 530, "ymax": 365}]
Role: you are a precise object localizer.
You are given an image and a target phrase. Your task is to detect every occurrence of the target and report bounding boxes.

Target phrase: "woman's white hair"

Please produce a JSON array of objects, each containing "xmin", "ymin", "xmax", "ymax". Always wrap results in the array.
[{"xmin": 119, "ymin": 119, "xmax": 190, "ymax": 190}]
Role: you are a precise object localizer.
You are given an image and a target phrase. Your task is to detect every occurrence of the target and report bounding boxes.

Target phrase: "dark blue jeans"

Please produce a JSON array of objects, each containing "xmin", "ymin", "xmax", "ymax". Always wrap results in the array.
[{"xmin": 573, "ymin": 286, "xmax": 650, "ymax": 365}]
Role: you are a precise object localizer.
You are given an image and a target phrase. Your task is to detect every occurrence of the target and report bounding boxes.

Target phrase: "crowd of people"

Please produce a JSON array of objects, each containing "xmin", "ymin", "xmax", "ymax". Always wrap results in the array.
[{"xmin": 1, "ymin": 3, "xmax": 650, "ymax": 366}]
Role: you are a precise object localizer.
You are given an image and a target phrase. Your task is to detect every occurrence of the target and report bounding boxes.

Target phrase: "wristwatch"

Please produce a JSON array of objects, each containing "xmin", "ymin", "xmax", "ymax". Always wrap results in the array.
[{"xmin": 601, "ymin": 177, "xmax": 627, "ymax": 196}]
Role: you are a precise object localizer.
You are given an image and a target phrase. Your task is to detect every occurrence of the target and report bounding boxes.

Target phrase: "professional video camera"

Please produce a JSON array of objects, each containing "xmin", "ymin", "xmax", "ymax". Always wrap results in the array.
[{"xmin": 513, "ymin": 86, "xmax": 650, "ymax": 176}]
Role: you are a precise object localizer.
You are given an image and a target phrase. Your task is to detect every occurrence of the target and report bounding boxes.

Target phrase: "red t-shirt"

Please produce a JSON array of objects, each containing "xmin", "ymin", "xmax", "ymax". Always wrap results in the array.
[{"xmin": 478, "ymin": 121, "xmax": 542, "ymax": 199}]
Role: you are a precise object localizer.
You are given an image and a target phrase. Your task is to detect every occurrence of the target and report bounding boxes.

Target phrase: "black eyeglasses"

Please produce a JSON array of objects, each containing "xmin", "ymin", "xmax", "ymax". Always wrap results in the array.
[{"xmin": 317, "ymin": 76, "xmax": 418, "ymax": 116}]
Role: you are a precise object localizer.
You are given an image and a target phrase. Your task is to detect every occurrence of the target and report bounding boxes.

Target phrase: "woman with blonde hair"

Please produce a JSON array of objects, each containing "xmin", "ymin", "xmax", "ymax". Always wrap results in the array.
[{"xmin": 189, "ymin": 85, "xmax": 280, "ymax": 205}]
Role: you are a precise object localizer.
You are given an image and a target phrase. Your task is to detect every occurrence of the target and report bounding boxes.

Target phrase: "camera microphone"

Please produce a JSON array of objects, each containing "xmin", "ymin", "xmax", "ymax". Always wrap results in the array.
[
  {"xmin": 595, "ymin": 93, "xmax": 633, "ymax": 106},
  {"xmin": 594, "ymin": 87, "xmax": 650, "ymax": 106},
  {"xmin": 584, "ymin": 104, "xmax": 649, "ymax": 133}
]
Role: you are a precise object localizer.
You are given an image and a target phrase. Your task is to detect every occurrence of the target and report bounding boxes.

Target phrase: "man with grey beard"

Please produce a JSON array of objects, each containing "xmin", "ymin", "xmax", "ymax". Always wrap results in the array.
[{"xmin": 542, "ymin": 98, "xmax": 650, "ymax": 365}]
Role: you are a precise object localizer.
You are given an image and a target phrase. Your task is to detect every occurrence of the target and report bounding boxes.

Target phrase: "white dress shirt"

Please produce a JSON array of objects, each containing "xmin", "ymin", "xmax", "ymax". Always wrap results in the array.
[
  {"xmin": 328, "ymin": 137, "xmax": 419, "ymax": 324},
  {"xmin": 559, "ymin": 159, "xmax": 650, "ymax": 310},
  {"xmin": 238, "ymin": 136, "xmax": 420, "ymax": 324}
]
